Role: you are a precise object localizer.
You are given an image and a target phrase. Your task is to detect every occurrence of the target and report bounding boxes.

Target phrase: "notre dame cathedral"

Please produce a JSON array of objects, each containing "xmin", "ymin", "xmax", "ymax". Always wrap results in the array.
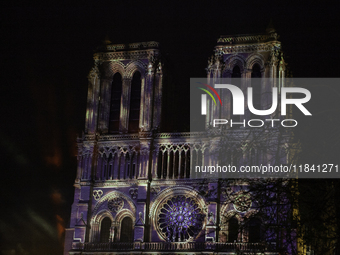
[{"xmin": 63, "ymin": 27, "xmax": 305, "ymax": 255}]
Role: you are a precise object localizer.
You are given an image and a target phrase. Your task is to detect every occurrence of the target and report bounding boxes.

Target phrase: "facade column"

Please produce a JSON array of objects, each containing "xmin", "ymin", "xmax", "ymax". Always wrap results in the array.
[
  {"xmin": 244, "ymin": 69, "xmax": 252, "ymax": 121},
  {"xmin": 173, "ymin": 150, "xmax": 176, "ymax": 179},
  {"xmin": 161, "ymin": 151, "xmax": 165, "ymax": 179},
  {"xmin": 152, "ymin": 146, "xmax": 159, "ymax": 179},
  {"xmin": 90, "ymin": 223, "xmax": 99, "ymax": 242},
  {"xmin": 206, "ymin": 68, "xmax": 212, "ymax": 129},
  {"xmin": 190, "ymin": 148, "xmax": 193, "ymax": 178},
  {"xmin": 184, "ymin": 150, "xmax": 188, "ymax": 178},
  {"xmin": 142, "ymin": 71, "xmax": 152, "ymax": 131},
  {"xmin": 178, "ymin": 150, "xmax": 182, "ymax": 179},
  {"xmin": 139, "ymin": 150, "xmax": 147, "ymax": 179},
  {"xmin": 279, "ymin": 56, "xmax": 286, "ymax": 93},
  {"xmin": 85, "ymin": 65, "xmax": 101, "ymax": 134},
  {"xmin": 82, "ymin": 154, "xmax": 88, "ymax": 180},
  {"xmin": 166, "ymin": 149, "xmax": 170, "ymax": 179},
  {"xmin": 153, "ymin": 63, "xmax": 163, "ymax": 130},
  {"xmin": 109, "ymin": 157, "xmax": 113, "ymax": 180},
  {"xmin": 76, "ymin": 155, "xmax": 82, "ymax": 182},
  {"xmin": 120, "ymin": 153, "xmax": 126, "ymax": 179}
]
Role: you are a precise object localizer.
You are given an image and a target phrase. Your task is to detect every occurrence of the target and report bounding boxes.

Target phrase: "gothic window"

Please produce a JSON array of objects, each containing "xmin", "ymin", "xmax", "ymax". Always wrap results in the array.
[
  {"xmin": 197, "ymin": 150, "xmax": 202, "ymax": 167},
  {"xmin": 228, "ymin": 217, "xmax": 239, "ymax": 242},
  {"xmin": 185, "ymin": 150, "xmax": 190, "ymax": 178},
  {"xmin": 125, "ymin": 153, "xmax": 130, "ymax": 179},
  {"xmin": 247, "ymin": 218, "xmax": 262, "ymax": 243},
  {"xmin": 100, "ymin": 217, "xmax": 112, "ymax": 243},
  {"xmin": 128, "ymin": 71, "xmax": 141, "ymax": 133},
  {"xmin": 157, "ymin": 148, "xmax": 191, "ymax": 179},
  {"xmin": 127, "ymin": 158, "xmax": 136, "ymax": 179},
  {"xmin": 232, "ymin": 66, "xmax": 241, "ymax": 80},
  {"xmin": 157, "ymin": 152, "xmax": 162, "ymax": 178},
  {"xmin": 231, "ymin": 65, "xmax": 241, "ymax": 123},
  {"xmin": 157, "ymin": 196, "xmax": 205, "ymax": 242},
  {"xmin": 251, "ymin": 64, "xmax": 262, "ymax": 118},
  {"xmin": 169, "ymin": 151, "xmax": 174, "ymax": 178},
  {"xmin": 163, "ymin": 151, "xmax": 168, "ymax": 178},
  {"xmin": 174, "ymin": 151, "xmax": 179, "ymax": 178},
  {"xmin": 180, "ymin": 151, "xmax": 185, "ymax": 178},
  {"xmin": 109, "ymin": 73, "xmax": 122, "ymax": 133},
  {"xmin": 120, "ymin": 217, "xmax": 134, "ymax": 242},
  {"xmin": 102, "ymin": 154, "xmax": 108, "ymax": 180}
]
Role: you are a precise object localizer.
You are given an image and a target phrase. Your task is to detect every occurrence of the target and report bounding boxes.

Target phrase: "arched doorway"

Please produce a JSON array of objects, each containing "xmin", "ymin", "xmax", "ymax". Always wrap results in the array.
[
  {"xmin": 228, "ymin": 217, "xmax": 239, "ymax": 242},
  {"xmin": 100, "ymin": 217, "xmax": 112, "ymax": 243},
  {"xmin": 120, "ymin": 217, "xmax": 134, "ymax": 242}
]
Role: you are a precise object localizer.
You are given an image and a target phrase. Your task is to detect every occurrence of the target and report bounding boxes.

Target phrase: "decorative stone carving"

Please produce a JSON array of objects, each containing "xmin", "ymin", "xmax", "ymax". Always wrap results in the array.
[
  {"xmin": 207, "ymin": 212, "xmax": 216, "ymax": 225},
  {"xmin": 129, "ymin": 188, "xmax": 138, "ymax": 199},
  {"xmin": 93, "ymin": 190, "xmax": 103, "ymax": 201},
  {"xmin": 157, "ymin": 195, "xmax": 205, "ymax": 242},
  {"xmin": 107, "ymin": 197, "xmax": 124, "ymax": 212},
  {"xmin": 150, "ymin": 186, "xmax": 160, "ymax": 195}
]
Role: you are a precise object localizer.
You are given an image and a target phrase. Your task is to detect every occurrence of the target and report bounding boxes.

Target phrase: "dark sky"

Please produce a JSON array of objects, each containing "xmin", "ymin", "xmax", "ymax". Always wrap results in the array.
[{"xmin": 1, "ymin": 0, "xmax": 339, "ymax": 254}]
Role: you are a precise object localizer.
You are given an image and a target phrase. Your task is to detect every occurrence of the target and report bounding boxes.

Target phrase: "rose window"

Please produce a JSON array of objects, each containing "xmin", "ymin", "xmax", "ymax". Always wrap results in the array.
[
  {"xmin": 157, "ymin": 195, "xmax": 205, "ymax": 242},
  {"xmin": 108, "ymin": 197, "xmax": 124, "ymax": 212}
]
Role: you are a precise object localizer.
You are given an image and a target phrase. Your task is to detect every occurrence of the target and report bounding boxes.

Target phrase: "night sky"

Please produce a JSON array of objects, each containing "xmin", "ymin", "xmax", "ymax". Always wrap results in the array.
[{"xmin": 1, "ymin": 1, "xmax": 340, "ymax": 254}]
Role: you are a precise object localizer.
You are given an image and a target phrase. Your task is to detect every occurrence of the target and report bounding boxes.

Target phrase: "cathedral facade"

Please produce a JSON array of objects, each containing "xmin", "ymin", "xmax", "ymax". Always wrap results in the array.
[{"xmin": 64, "ymin": 29, "xmax": 295, "ymax": 255}]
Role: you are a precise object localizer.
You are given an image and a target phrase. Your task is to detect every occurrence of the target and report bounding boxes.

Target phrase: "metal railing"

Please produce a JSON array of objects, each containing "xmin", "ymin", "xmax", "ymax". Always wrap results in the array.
[{"xmin": 72, "ymin": 241, "xmax": 267, "ymax": 252}]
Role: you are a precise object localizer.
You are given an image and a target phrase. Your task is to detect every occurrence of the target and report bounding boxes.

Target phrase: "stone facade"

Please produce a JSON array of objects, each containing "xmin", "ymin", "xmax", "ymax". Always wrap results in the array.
[{"xmin": 64, "ymin": 30, "xmax": 291, "ymax": 255}]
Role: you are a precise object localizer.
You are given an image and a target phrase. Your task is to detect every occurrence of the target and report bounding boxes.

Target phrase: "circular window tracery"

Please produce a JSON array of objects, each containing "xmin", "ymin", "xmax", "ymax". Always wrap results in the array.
[
  {"xmin": 108, "ymin": 197, "xmax": 124, "ymax": 212},
  {"xmin": 157, "ymin": 195, "xmax": 205, "ymax": 242}
]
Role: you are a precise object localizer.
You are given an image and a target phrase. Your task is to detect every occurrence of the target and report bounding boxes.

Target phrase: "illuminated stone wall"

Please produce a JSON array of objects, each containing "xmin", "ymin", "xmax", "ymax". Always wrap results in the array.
[{"xmin": 64, "ymin": 30, "xmax": 287, "ymax": 255}]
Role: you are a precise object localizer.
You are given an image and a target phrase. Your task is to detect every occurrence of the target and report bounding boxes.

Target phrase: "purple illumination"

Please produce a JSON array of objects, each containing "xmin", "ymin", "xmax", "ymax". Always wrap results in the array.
[{"xmin": 158, "ymin": 196, "xmax": 205, "ymax": 242}]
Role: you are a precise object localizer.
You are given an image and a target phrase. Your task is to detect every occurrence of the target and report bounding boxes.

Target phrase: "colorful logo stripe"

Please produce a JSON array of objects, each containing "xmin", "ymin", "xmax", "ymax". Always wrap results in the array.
[
  {"xmin": 198, "ymin": 87, "xmax": 216, "ymax": 105},
  {"xmin": 197, "ymin": 82, "xmax": 222, "ymax": 106}
]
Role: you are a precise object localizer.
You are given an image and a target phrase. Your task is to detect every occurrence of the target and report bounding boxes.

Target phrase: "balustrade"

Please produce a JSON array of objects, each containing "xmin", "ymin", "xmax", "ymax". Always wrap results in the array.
[{"xmin": 74, "ymin": 241, "xmax": 267, "ymax": 252}]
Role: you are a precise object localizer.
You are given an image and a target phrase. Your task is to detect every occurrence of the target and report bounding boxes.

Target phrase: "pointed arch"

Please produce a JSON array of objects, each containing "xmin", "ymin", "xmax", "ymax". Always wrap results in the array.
[
  {"xmin": 108, "ymin": 61, "xmax": 125, "ymax": 79},
  {"xmin": 125, "ymin": 60, "xmax": 147, "ymax": 79},
  {"xmin": 115, "ymin": 209, "xmax": 136, "ymax": 242},
  {"xmin": 120, "ymin": 217, "xmax": 134, "ymax": 242},
  {"xmin": 93, "ymin": 209, "xmax": 115, "ymax": 225},
  {"xmin": 246, "ymin": 53, "xmax": 265, "ymax": 70},
  {"xmin": 109, "ymin": 72, "xmax": 123, "ymax": 133},
  {"xmin": 224, "ymin": 54, "xmax": 246, "ymax": 74},
  {"xmin": 100, "ymin": 217, "xmax": 112, "ymax": 243},
  {"xmin": 92, "ymin": 190, "xmax": 136, "ymax": 219}
]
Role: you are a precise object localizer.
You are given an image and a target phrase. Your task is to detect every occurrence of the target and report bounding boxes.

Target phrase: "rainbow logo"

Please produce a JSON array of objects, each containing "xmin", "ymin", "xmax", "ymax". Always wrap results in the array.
[{"xmin": 197, "ymin": 82, "xmax": 222, "ymax": 107}]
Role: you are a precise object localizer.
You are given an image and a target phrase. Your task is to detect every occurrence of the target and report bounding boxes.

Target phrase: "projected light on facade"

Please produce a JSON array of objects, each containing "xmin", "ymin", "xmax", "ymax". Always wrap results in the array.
[{"xmin": 157, "ymin": 196, "xmax": 205, "ymax": 242}]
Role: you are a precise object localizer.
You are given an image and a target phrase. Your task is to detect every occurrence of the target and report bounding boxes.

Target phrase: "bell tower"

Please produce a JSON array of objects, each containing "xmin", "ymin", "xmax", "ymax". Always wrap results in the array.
[
  {"xmin": 85, "ymin": 41, "xmax": 163, "ymax": 135},
  {"xmin": 205, "ymin": 29, "xmax": 285, "ymax": 128}
]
